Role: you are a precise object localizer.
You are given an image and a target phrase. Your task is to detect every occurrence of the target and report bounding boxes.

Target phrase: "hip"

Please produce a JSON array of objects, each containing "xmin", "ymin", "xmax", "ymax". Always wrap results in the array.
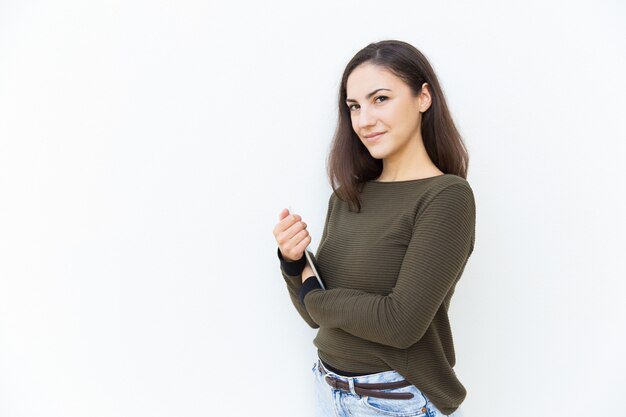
[{"xmin": 311, "ymin": 357, "xmax": 464, "ymax": 417}]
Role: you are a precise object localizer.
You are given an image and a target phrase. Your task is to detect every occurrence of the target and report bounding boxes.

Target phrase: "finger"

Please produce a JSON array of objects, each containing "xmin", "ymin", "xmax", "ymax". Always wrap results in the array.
[
  {"xmin": 276, "ymin": 212, "xmax": 304, "ymax": 237},
  {"xmin": 278, "ymin": 219, "xmax": 308, "ymax": 245},
  {"xmin": 278, "ymin": 208, "xmax": 289, "ymax": 221},
  {"xmin": 294, "ymin": 234, "xmax": 312, "ymax": 253},
  {"xmin": 274, "ymin": 209, "xmax": 298, "ymax": 236},
  {"xmin": 280, "ymin": 229, "xmax": 311, "ymax": 260},
  {"xmin": 291, "ymin": 230, "xmax": 311, "ymax": 250}
]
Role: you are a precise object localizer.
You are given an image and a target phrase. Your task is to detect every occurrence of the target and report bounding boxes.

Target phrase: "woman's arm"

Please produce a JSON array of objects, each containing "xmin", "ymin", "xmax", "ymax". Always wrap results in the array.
[
  {"xmin": 301, "ymin": 184, "xmax": 476, "ymax": 348},
  {"xmin": 278, "ymin": 192, "xmax": 334, "ymax": 328},
  {"xmin": 278, "ymin": 248, "xmax": 320, "ymax": 328}
]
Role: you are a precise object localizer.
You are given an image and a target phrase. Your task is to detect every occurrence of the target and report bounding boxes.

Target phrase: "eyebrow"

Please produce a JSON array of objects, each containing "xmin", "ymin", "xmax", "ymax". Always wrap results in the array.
[{"xmin": 346, "ymin": 88, "xmax": 391, "ymax": 103}]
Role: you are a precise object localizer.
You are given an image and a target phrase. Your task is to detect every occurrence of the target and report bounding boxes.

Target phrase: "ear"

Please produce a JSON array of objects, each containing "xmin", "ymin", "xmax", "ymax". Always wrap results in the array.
[{"xmin": 418, "ymin": 82, "xmax": 432, "ymax": 112}]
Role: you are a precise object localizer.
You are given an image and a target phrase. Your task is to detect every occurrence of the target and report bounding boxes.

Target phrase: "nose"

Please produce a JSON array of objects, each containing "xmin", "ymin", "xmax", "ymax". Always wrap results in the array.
[{"xmin": 357, "ymin": 105, "xmax": 376, "ymax": 129}]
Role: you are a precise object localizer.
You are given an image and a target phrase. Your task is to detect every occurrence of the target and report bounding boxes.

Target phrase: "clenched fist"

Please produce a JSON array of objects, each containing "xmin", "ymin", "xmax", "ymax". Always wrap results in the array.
[{"xmin": 273, "ymin": 208, "xmax": 311, "ymax": 263}]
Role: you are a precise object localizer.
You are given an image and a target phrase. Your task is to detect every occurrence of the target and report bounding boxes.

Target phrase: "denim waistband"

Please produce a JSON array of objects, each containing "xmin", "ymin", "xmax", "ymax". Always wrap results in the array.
[{"xmin": 316, "ymin": 358, "xmax": 408, "ymax": 385}]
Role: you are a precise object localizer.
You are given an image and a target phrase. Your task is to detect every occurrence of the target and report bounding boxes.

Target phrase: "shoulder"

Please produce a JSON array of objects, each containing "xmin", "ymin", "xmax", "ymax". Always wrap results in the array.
[
  {"xmin": 327, "ymin": 189, "xmax": 337, "ymax": 205},
  {"xmin": 424, "ymin": 174, "xmax": 473, "ymax": 199},
  {"xmin": 419, "ymin": 174, "xmax": 475, "ymax": 216},
  {"xmin": 327, "ymin": 183, "xmax": 346, "ymax": 206},
  {"xmin": 431, "ymin": 173, "xmax": 472, "ymax": 191}
]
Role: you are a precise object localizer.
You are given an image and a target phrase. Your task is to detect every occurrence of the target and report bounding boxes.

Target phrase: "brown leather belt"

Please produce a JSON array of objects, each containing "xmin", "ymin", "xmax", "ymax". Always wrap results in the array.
[{"xmin": 318, "ymin": 361, "xmax": 415, "ymax": 400}]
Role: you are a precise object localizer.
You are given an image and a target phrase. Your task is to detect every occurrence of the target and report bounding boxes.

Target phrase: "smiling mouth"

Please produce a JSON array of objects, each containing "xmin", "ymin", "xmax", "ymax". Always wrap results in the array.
[{"xmin": 365, "ymin": 132, "xmax": 385, "ymax": 142}]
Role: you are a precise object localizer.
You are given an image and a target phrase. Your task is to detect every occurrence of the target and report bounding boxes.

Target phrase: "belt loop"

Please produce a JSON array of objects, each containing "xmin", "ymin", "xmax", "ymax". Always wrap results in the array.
[{"xmin": 347, "ymin": 377, "xmax": 356, "ymax": 395}]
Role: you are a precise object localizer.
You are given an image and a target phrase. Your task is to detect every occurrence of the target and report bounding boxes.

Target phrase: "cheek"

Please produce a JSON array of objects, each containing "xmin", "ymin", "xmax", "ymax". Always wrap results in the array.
[
  {"xmin": 389, "ymin": 103, "xmax": 415, "ymax": 130},
  {"xmin": 381, "ymin": 102, "xmax": 402, "ymax": 123}
]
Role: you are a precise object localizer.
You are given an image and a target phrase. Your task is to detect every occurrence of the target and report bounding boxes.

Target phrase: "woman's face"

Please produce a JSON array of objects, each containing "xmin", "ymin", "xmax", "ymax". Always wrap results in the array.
[{"xmin": 345, "ymin": 63, "xmax": 430, "ymax": 161}]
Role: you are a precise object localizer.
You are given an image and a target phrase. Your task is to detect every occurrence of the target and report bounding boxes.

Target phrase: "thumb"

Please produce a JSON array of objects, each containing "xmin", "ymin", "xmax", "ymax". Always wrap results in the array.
[{"xmin": 278, "ymin": 208, "xmax": 290, "ymax": 220}]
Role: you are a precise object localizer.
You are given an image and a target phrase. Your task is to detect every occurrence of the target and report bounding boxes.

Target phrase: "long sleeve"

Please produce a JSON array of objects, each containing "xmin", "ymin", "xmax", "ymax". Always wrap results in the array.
[
  {"xmin": 278, "ymin": 248, "xmax": 319, "ymax": 328},
  {"xmin": 278, "ymin": 192, "xmax": 334, "ymax": 328},
  {"xmin": 301, "ymin": 184, "xmax": 475, "ymax": 349}
]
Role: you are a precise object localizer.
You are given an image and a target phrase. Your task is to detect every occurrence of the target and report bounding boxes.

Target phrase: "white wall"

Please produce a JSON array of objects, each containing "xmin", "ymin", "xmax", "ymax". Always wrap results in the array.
[{"xmin": 1, "ymin": 1, "xmax": 624, "ymax": 416}]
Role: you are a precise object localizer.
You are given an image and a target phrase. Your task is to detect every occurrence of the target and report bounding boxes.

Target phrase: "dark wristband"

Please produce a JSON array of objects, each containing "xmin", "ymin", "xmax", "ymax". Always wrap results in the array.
[
  {"xmin": 298, "ymin": 275, "xmax": 322, "ymax": 306},
  {"xmin": 277, "ymin": 246, "xmax": 307, "ymax": 276}
]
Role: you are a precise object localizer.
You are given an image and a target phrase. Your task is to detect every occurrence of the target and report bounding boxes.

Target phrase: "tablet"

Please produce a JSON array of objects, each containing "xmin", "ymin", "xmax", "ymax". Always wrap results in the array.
[
  {"xmin": 304, "ymin": 248, "xmax": 325, "ymax": 290},
  {"xmin": 288, "ymin": 205, "xmax": 325, "ymax": 289}
]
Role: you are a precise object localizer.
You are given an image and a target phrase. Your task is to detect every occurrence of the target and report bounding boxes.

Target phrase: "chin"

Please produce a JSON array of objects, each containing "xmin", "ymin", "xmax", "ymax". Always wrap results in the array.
[{"xmin": 367, "ymin": 148, "xmax": 388, "ymax": 160}]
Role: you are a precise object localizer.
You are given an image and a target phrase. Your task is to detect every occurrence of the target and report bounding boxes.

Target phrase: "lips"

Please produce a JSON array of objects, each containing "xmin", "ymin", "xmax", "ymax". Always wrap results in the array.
[{"xmin": 365, "ymin": 132, "xmax": 385, "ymax": 142}]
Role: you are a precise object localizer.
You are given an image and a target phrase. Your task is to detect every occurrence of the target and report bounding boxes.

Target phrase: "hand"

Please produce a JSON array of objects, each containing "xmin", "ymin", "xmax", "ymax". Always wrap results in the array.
[
  {"xmin": 273, "ymin": 208, "xmax": 311, "ymax": 262},
  {"xmin": 302, "ymin": 263, "xmax": 314, "ymax": 284}
]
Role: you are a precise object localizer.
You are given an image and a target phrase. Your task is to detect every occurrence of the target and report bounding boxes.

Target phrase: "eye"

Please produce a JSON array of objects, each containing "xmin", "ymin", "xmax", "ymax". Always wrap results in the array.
[{"xmin": 348, "ymin": 96, "xmax": 388, "ymax": 112}]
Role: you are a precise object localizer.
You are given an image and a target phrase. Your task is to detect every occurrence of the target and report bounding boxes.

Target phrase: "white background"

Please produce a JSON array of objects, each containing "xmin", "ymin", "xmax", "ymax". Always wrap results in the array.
[{"xmin": 1, "ymin": 1, "xmax": 625, "ymax": 416}]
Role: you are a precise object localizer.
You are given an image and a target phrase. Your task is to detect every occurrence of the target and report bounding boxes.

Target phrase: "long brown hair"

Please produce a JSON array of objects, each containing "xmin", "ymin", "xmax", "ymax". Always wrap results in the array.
[{"xmin": 326, "ymin": 40, "xmax": 470, "ymax": 212}]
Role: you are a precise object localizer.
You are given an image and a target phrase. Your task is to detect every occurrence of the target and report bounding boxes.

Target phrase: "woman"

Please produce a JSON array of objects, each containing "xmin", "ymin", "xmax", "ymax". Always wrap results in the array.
[{"xmin": 272, "ymin": 40, "xmax": 475, "ymax": 417}]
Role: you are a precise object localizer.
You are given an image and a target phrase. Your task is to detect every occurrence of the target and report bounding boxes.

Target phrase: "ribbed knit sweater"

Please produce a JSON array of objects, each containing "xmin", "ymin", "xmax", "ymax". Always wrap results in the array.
[{"xmin": 278, "ymin": 173, "xmax": 476, "ymax": 415}]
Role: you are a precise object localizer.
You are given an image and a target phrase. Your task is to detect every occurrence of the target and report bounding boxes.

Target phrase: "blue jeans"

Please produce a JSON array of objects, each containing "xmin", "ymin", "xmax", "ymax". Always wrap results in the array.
[{"xmin": 311, "ymin": 358, "xmax": 465, "ymax": 417}]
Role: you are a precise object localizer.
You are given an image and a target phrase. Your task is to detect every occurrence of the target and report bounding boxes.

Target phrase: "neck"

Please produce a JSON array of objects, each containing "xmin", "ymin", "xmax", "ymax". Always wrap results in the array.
[{"xmin": 377, "ymin": 135, "xmax": 442, "ymax": 181}]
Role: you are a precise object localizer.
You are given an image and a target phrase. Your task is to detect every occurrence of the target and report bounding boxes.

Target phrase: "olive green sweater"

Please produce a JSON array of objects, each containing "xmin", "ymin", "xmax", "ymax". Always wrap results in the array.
[{"xmin": 278, "ymin": 174, "xmax": 476, "ymax": 415}]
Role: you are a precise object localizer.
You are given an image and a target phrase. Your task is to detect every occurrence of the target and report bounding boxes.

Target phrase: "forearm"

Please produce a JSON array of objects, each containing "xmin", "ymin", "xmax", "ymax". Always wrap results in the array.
[
  {"xmin": 277, "ymin": 247, "xmax": 320, "ymax": 328},
  {"xmin": 281, "ymin": 270, "xmax": 320, "ymax": 328}
]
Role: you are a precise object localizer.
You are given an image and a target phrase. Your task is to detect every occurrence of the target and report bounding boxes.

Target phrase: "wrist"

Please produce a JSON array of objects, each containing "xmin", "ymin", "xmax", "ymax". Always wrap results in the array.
[
  {"xmin": 298, "ymin": 276, "xmax": 322, "ymax": 306},
  {"xmin": 277, "ymin": 247, "xmax": 306, "ymax": 276}
]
